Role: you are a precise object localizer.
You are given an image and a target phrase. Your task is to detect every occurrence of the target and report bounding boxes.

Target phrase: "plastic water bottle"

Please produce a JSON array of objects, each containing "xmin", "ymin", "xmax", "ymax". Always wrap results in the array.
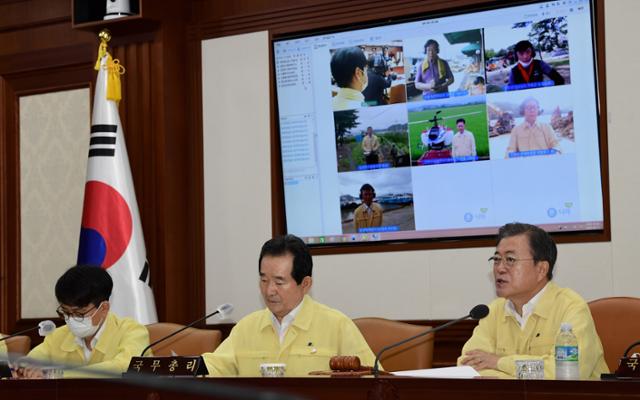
[{"xmin": 555, "ymin": 322, "xmax": 579, "ymax": 380}]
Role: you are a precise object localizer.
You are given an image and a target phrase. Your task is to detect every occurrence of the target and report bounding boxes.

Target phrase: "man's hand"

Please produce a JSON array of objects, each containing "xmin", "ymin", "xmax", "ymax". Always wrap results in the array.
[
  {"xmin": 460, "ymin": 349, "xmax": 500, "ymax": 371},
  {"xmin": 10, "ymin": 358, "xmax": 45, "ymax": 379}
]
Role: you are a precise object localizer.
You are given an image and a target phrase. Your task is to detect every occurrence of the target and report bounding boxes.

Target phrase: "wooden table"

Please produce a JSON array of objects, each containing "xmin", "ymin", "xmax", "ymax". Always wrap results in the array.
[{"xmin": 2, "ymin": 376, "xmax": 639, "ymax": 400}]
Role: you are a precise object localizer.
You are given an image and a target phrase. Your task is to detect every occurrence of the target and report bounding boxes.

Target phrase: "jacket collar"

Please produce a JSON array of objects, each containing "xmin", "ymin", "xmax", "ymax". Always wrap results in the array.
[
  {"xmin": 531, "ymin": 281, "xmax": 559, "ymax": 319},
  {"xmin": 258, "ymin": 295, "xmax": 314, "ymax": 332},
  {"xmin": 500, "ymin": 281, "xmax": 559, "ymax": 322}
]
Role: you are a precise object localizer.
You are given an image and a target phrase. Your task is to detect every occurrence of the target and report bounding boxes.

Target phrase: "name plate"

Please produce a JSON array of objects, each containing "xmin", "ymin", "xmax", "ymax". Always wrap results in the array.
[
  {"xmin": 615, "ymin": 357, "xmax": 640, "ymax": 379},
  {"xmin": 126, "ymin": 356, "xmax": 208, "ymax": 376}
]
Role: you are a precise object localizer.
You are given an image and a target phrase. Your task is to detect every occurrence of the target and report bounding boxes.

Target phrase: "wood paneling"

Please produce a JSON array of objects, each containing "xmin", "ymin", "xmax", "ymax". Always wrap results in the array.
[
  {"xmin": 0, "ymin": 0, "xmax": 194, "ymax": 334},
  {"xmin": 0, "ymin": 49, "xmax": 94, "ymax": 334}
]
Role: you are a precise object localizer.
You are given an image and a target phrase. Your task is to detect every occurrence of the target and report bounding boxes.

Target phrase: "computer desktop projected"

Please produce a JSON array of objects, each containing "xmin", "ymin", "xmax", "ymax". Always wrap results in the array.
[{"xmin": 272, "ymin": 0, "xmax": 604, "ymax": 247}]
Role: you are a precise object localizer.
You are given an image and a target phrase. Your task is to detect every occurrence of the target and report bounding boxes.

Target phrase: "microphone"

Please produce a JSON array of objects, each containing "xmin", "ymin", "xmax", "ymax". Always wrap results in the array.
[
  {"xmin": 623, "ymin": 340, "xmax": 640, "ymax": 358},
  {"xmin": 372, "ymin": 304, "xmax": 489, "ymax": 377},
  {"xmin": 140, "ymin": 303, "xmax": 233, "ymax": 356},
  {"xmin": 0, "ymin": 320, "xmax": 56, "ymax": 342}
]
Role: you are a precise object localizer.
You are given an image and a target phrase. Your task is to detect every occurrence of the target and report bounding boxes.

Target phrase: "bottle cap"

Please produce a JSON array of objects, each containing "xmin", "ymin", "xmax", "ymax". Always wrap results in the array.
[{"xmin": 560, "ymin": 322, "xmax": 572, "ymax": 331}]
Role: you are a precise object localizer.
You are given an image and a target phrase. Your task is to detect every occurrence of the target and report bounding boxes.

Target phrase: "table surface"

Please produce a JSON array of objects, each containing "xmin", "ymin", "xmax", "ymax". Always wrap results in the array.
[{"xmin": 2, "ymin": 375, "xmax": 640, "ymax": 400}]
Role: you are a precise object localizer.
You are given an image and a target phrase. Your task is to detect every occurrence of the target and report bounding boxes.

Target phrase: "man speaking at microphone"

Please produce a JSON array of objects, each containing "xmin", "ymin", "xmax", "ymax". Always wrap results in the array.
[
  {"xmin": 202, "ymin": 235, "xmax": 377, "ymax": 376},
  {"xmin": 458, "ymin": 222, "xmax": 608, "ymax": 378},
  {"xmin": 14, "ymin": 265, "xmax": 149, "ymax": 378}
]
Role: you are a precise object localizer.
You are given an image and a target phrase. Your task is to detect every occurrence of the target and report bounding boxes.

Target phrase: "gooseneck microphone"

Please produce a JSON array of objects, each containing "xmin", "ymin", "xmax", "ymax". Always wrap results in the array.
[
  {"xmin": 140, "ymin": 303, "xmax": 233, "ymax": 356},
  {"xmin": 372, "ymin": 304, "xmax": 489, "ymax": 377},
  {"xmin": 623, "ymin": 340, "xmax": 640, "ymax": 358},
  {"xmin": 0, "ymin": 320, "xmax": 56, "ymax": 342}
]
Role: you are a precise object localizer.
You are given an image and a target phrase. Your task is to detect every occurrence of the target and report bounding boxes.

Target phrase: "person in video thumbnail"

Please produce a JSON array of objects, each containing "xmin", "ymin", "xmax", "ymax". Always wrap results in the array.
[
  {"xmin": 508, "ymin": 40, "xmax": 565, "ymax": 87},
  {"xmin": 362, "ymin": 126, "xmax": 381, "ymax": 164},
  {"xmin": 354, "ymin": 183, "xmax": 383, "ymax": 232},
  {"xmin": 331, "ymin": 47, "xmax": 368, "ymax": 111},
  {"xmin": 452, "ymin": 118, "xmax": 477, "ymax": 159},
  {"xmin": 414, "ymin": 39, "xmax": 454, "ymax": 95},
  {"xmin": 362, "ymin": 54, "xmax": 394, "ymax": 106},
  {"xmin": 469, "ymin": 76, "xmax": 486, "ymax": 96},
  {"xmin": 506, "ymin": 97, "xmax": 561, "ymax": 158}
]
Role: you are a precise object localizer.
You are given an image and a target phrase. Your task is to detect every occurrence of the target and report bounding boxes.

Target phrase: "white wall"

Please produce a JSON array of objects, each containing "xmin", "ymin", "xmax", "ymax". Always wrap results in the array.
[{"xmin": 202, "ymin": 1, "xmax": 640, "ymax": 323}]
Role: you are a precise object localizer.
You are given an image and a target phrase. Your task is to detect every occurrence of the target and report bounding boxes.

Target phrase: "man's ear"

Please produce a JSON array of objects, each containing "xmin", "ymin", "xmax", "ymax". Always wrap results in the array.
[
  {"xmin": 537, "ymin": 261, "xmax": 549, "ymax": 281},
  {"xmin": 301, "ymin": 276, "xmax": 313, "ymax": 293}
]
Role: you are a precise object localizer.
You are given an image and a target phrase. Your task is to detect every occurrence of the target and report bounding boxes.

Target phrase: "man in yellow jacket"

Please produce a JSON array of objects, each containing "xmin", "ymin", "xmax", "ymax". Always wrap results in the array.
[
  {"xmin": 203, "ymin": 235, "xmax": 377, "ymax": 376},
  {"xmin": 458, "ymin": 222, "xmax": 608, "ymax": 379},
  {"xmin": 15, "ymin": 265, "xmax": 149, "ymax": 378}
]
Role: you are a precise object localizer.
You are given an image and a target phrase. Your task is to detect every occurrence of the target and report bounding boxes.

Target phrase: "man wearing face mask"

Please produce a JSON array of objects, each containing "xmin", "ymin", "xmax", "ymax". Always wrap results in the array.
[
  {"xmin": 331, "ymin": 46, "xmax": 369, "ymax": 111},
  {"xmin": 15, "ymin": 265, "xmax": 149, "ymax": 378},
  {"xmin": 508, "ymin": 40, "xmax": 565, "ymax": 87}
]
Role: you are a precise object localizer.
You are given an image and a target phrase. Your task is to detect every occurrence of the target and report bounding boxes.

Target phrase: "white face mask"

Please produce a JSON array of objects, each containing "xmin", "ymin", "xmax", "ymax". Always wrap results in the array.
[
  {"xmin": 65, "ymin": 303, "xmax": 103, "ymax": 339},
  {"xmin": 518, "ymin": 60, "xmax": 532, "ymax": 68}
]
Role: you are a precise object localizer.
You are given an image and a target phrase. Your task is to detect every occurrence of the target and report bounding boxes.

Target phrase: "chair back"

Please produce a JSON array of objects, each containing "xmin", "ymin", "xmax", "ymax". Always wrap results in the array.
[
  {"xmin": 353, "ymin": 317, "xmax": 433, "ymax": 372},
  {"xmin": 4, "ymin": 335, "xmax": 31, "ymax": 358},
  {"xmin": 146, "ymin": 323, "xmax": 222, "ymax": 356},
  {"xmin": 588, "ymin": 296, "xmax": 640, "ymax": 372}
]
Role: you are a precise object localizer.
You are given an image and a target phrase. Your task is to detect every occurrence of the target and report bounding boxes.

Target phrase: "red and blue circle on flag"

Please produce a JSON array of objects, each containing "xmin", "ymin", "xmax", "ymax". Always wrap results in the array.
[{"xmin": 77, "ymin": 181, "xmax": 133, "ymax": 269}]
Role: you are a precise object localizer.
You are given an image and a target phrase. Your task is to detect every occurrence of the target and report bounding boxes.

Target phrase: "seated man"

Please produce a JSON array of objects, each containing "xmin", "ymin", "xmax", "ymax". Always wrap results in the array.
[
  {"xmin": 15, "ymin": 265, "xmax": 149, "ymax": 378},
  {"xmin": 458, "ymin": 223, "xmax": 608, "ymax": 378},
  {"xmin": 203, "ymin": 235, "xmax": 377, "ymax": 376}
]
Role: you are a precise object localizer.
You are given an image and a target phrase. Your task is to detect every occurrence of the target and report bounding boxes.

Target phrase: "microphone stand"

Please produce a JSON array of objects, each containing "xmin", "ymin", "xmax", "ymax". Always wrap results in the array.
[
  {"xmin": 0, "ymin": 325, "xmax": 41, "ymax": 341},
  {"xmin": 372, "ymin": 315, "xmax": 469, "ymax": 378},
  {"xmin": 371, "ymin": 305, "xmax": 488, "ymax": 378},
  {"xmin": 140, "ymin": 309, "xmax": 224, "ymax": 356}
]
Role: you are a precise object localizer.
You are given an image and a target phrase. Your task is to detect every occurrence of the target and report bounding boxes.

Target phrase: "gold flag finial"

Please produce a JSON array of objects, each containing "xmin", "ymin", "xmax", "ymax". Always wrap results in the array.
[
  {"xmin": 94, "ymin": 28, "xmax": 124, "ymax": 102},
  {"xmin": 98, "ymin": 29, "xmax": 112, "ymax": 44}
]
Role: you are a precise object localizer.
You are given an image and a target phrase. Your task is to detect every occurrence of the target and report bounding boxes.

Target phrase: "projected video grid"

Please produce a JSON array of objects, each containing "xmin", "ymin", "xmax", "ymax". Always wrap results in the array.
[{"xmin": 273, "ymin": 0, "xmax": 602, "ymax": 243}]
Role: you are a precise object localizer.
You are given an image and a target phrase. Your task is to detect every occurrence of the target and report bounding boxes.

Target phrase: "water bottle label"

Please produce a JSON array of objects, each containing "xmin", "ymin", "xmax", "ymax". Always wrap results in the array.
[{"xmin": 555, "ymin": 345, "xmax": 579, "ymax": 361}]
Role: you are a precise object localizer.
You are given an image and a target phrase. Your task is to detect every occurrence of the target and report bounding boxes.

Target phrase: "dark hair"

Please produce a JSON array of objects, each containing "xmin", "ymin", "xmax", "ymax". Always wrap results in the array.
[
  {"xmin": 359, "ymin": 183, "xmax": 376, "ymax": 200},
  {"xmin": 456, "ymin": 118, "xmax": 466, "ymax": 124},
  {"xmin": 330, "ymin": 47, "xmax": 367, "ymax": 88},
  {"xmin": 497, "ymin": 222, "xmax": 557, "ymax": 279},
  {"xmin": 55, "ymin": 265, "xmax": 113, "ymax": 307},
  {"xmin": 514, "ymin": 40, "xmax": 535, "ymax": 57},
  {"xmin": 473, "ymin": 76, "xmax": 485, "ymax": 85},
  {"xmin": 259, "ymin": 235, "xmax": 312, "ymax": 285},
  {"xmin": 424, "ymin": 39, "xmax": 440, "ymax": 54}
]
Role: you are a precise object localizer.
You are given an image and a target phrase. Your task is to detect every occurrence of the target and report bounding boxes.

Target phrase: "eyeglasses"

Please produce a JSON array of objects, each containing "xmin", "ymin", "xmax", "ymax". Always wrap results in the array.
[
  {"xmin": 56, "ymin": 305, "xmax": 98, "ymax": 322},
  {"xmin": 488, "ymin": 255, "xmax": 534, "ymax": 269}
]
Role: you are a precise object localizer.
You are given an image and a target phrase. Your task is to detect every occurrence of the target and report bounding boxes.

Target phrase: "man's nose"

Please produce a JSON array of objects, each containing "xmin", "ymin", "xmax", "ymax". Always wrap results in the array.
[
  {"xmin": 494, "ymin": 262, "xmax": 508, "ymax": 274},
  {"xmin": 266, "ymin": 281, "xmax": 278, "ymax": 294}
]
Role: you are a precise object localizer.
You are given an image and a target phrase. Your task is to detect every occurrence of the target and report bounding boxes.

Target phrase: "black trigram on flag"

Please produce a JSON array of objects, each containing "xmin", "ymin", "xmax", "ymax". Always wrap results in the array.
[{"xmin": 89, "ymin": 124, "xmax": 117, "ymax": 157}]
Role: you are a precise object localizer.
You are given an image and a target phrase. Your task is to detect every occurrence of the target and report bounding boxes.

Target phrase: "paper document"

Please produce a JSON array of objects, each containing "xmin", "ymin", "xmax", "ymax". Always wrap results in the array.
[{"xmin": 391, "ymin": 366, "xmax": 480, "ymax": 378}]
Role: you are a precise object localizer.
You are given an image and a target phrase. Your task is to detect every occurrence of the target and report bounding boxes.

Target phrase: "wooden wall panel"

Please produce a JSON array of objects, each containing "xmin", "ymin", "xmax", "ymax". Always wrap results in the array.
[
  {"xmin": 0, "ymin": 0, "xmax": 194, "ymax": 336},
  {"xmin": 0, "ymin": 58, "xmax": 94, "ymax": 336},
  {"xmin": 190, "ymin": 0, "xmax": 489, "ymax": 39}
]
